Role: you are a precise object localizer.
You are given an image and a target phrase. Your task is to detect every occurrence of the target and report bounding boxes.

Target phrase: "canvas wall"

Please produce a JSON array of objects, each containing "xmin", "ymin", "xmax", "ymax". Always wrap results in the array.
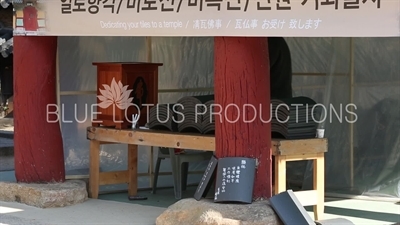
[{"xmin": 58, "ymin": 36, "xmax": 400, "ymax": 197}]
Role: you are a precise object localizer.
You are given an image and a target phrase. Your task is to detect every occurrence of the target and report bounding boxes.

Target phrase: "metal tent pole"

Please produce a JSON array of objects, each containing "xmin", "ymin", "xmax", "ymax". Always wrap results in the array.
[
  {"xmin": 146, "ymin": 36, "xmax": 155, "ymax": 188},
  {"xmin": 56, "ymin": 45, "xmax": 61, "ymax": 130},
  {"xmin": 349, "ymin": 37, "xmax": 355, "ymax": 188}
]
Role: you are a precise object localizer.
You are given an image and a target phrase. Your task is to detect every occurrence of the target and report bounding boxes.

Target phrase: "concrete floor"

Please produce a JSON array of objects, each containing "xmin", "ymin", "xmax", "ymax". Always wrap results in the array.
[
  {"xmin": 98, "ymin": 187, "xmax": 400, "ymax": 225},
  {"xmin": 0, "ymin": 198, "xmax": 165, "ymax": 225},
  {"xmin": 1, "ymin": 179, "xmax": 399, "ymax": 225},
  {"xmin": 1, "ymin": 169, "xmax": 399, "ymax": 225},
  {"xmin": 1, "ymin": 116, "xmax": 399, "ymax": 225},
  {"xmin": 312, "ymin": 198, "xmax": 400, "ymax": 224}
]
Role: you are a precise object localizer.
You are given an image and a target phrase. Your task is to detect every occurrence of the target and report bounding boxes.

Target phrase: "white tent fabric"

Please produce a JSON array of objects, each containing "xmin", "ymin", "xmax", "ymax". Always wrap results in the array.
[
  {"xmin": 13, "ymin": 0, "xmax": 400, "ymax": 37},
  {"xmin": 57, "ymin": 36, "xmax": 400, "ymax": 197}
]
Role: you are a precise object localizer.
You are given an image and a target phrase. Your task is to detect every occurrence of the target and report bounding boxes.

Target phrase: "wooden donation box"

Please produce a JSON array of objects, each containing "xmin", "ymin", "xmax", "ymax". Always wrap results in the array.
[{"xmin": 92, "ymin": 62, "xmax": 163, "ymax": 129}]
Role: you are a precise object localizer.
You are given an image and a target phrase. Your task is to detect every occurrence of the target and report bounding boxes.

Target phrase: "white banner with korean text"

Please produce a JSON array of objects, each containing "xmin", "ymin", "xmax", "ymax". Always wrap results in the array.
[{"xmin": 13, "ymin": 0, "xmax": 400, "ymax": 37}]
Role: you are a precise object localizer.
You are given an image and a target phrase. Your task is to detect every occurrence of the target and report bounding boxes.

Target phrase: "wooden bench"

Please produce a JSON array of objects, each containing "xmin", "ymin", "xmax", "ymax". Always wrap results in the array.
[{"xmin": 86, "ymin": 126, "xmax": 327, "ymax": 220}]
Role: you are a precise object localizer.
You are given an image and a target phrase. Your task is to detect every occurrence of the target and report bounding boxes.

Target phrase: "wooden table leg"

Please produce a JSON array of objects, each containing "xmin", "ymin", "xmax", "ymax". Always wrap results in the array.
[
  {"xmin": 313, "ymin": 152, "xmax": 325, "ymax": 220},
  {"xmin": 168, "ymin": 148, "xmax": 181, "ymax": 199},
  {"xmin": 89, "ymin": 140, "xmax": 100, "ymax": 199},
  {"xmin": 127, "ymin": 144, "xmax": 138, "ymax": 196},
  {"xmin": 274, "ymin": 155, "xmax": 287, "ymax": 195}
]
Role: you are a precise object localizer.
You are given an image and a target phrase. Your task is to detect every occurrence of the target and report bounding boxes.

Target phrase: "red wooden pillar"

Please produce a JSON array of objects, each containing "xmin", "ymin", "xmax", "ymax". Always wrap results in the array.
[
  {"xmin": 214, "ymin": 37, "xmax": 272, "ymax": 199},
  {"xmin": 13, "ymin": 36, "xmax": 65, "ymax": 183}
]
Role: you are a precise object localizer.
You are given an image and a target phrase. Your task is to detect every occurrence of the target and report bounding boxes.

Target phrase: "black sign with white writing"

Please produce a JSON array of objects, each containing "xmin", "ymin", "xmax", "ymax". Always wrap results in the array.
[
  {"xmin": 214, "ymin": 157, "xmax": 256, "ymax": 204},
  {"xmin": 194, "ymin": 155, "xmax": 218, "ymax": 201}
]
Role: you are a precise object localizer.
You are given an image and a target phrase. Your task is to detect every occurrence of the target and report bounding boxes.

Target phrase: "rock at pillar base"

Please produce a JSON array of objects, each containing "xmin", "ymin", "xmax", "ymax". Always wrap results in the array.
[
  {"xmin": 0, "ymin": 180, "xmax": 88, "ymax": 208},
  {"xmin": 156, "ymin": 198, "xmax": 282, "ymax": 225}
]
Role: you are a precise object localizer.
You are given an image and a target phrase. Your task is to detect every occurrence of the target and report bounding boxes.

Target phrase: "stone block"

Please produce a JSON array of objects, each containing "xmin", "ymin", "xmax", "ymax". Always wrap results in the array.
[{"xmin": 0, "ymin": 180, "xmax": 88, "ymax": 208}]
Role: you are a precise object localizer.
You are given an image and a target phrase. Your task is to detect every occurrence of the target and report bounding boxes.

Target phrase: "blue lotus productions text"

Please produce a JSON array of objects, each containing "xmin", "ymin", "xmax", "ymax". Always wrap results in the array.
[{"xmin": 46, "ymin": 103, "xmax": 358, "ymax": 124}]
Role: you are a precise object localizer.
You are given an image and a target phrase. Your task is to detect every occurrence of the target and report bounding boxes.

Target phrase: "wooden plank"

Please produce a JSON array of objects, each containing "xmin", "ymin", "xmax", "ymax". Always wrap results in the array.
[
  {"xmin": 274, "ymin": 155, "xmax": 286, "ymax": 195},
  {"xmin": 294, "ymin": 190, "xmax": 318, "ymax": 206},
  {"xmin": 87, "ymin": 127, "xmax": 215, "ymax": 151},
  {"xmin": 313, "ymin": 152, "xmax": 325, "ymax": 220},
  {"xmin": 87, "ymin": 127, "xmax": 327, "ymax": 156},
  {"xmin": 127, "ymin": 144, "xmax": 138, "ymax": 196},
  {"xmin": 99, "ymin": 141, "xmax": 118, "ymax": 145},
  {"xmin": 285, "ymin": 153, "xmax": 320, "ymax": 162},
  {"xmin": 89, "ymin": 140, "xmax": 100, "ymax": 198},
  {"xmin": 66, "ymin": 171, "xmax": 205, "ymax": 180},
  {"xmin": 272, "ymin": 138, "xmax": 328, "ymax": 156},
  {"xmin": 99, "ymin": 171, "xmax": 128, "ymax": 185}
]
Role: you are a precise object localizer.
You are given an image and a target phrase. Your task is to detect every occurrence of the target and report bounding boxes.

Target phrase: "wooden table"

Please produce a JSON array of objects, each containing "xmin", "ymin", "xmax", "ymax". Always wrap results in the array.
[{"xmin": 87, "ymin": 126, "xmax": 327, "ymax": 220}]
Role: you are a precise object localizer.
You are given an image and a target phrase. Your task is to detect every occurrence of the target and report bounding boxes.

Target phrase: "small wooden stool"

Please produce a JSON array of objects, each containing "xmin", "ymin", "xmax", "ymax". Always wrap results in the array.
[{"xmin": 272, "ymin": 138, "xmax": 328, "ymax": 221}]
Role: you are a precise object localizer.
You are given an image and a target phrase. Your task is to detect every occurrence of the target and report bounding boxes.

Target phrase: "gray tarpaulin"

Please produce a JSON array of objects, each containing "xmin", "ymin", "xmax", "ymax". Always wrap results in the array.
[{"xmin": 57, "ymin": 36, "xmax": 400, "ymax": 197}]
